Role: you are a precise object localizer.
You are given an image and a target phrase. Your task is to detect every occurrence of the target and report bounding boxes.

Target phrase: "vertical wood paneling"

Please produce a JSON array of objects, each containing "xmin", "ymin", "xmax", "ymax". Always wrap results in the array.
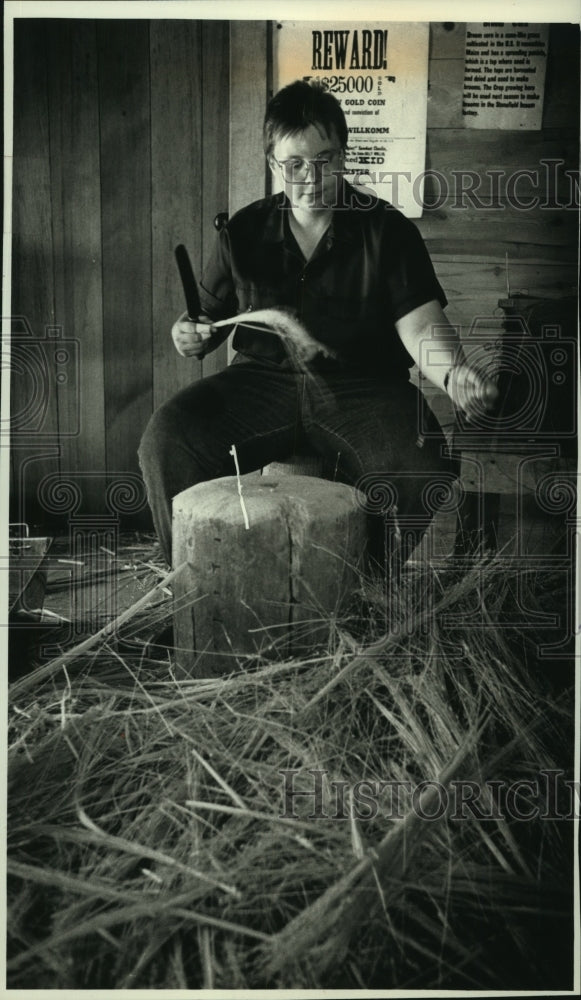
[
  {"xmin": 227, "ymin": 21, "xmax": 268, "ymax": 364},
  {"xmin": 542, "ymin": 23, "xmax": 580, "ymax": 127},
  {"xmin": 47, "ymin": 21, "xmax": 105, "ymax": 511},
  {"xmin": 11, "ymin": 22, "xmax": 59, "ymax": 523},
  {"xmin": 429, "ymin": 20, "xmax": 466, "ymax": 60},
  {"xmin": 150, "ymin": 20, "xmax": 204, "ymax": 412},
  {"xmin": 98, "ymin": 20, "xmax": 152, "ymax": 477},
  {"xmin": 11, "ymin": 17, "xmax": 234, "ymax": 522},
  {"xmin": 201, "ymin": 20, "xmax": 230, "ymax": 380},
  {"xmin": 229, "ymin": 21, "xmax": 269, "ymax": 215}
]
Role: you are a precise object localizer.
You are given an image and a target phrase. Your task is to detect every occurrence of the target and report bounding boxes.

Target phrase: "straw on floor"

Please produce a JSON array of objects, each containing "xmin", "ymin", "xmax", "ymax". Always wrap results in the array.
[{"xmin": 7, "ymin": 555, "xmax": 574, "ymax": 990}]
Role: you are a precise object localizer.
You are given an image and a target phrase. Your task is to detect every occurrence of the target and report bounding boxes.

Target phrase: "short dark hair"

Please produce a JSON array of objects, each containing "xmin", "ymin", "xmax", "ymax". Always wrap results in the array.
[{"xmin": 263, "ymin": 80, "xmax": 348, "ymax": 157}]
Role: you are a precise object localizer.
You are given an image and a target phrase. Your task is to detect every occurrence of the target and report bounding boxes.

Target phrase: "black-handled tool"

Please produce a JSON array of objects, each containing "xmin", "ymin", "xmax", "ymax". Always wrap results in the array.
[{"xmin": 175, "ymin": 243, "xmax": 202, "ymax": 320}]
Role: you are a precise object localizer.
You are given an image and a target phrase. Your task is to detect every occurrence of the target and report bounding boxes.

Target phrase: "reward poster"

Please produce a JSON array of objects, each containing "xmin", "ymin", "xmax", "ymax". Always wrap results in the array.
[{"xmin": 274, "ymin": 21, "xmax": 430, "ymax": 218}]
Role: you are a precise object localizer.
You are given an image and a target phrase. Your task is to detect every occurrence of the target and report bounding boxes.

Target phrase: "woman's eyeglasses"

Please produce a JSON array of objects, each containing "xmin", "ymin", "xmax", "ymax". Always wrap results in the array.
[{"xmin": 272, "ymin": 148, "xmax": 343, "ymax": 182}]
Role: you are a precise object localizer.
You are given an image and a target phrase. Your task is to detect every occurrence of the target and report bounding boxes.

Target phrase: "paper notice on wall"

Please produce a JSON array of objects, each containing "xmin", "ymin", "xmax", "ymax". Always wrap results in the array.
[
  {"xmin": 273, "ymin": 21, "xmax": 429, "ymax": 218},
  {"xmin": 462, "ymin": 23, "xmax": 549, "ymax": 129}
]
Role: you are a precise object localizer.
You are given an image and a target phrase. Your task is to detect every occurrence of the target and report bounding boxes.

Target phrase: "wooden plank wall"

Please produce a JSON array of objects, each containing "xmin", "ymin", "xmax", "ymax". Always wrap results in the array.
[
  {"xmin": 10, "ymin": 18, "xmax": 231, "ymax": 525},
  {"xmin": 11, "ymin": 23, "xmax": 61, "ymax": 522},
  {"xmin": 229, "ymin": 21, "xmax": 271, "ymax": 215},
  {"xmin": 420, "ymin": 22, "xmax": 579, "ymax": 332},
  {"xmin": 47, "ymin": 21, "xmax": 105, "ymax": 513},
  {"xmin": 10, "ymin": 19, "xmax": 578, "ymax": 528}
]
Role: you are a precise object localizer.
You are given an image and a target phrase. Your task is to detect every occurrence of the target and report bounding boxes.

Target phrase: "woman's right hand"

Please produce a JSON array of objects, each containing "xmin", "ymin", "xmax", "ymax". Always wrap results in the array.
[
  {"xmin": 171, "ymin": 311, "xmax": 215, "ymax": 358},
  {"xmin": 445, "ymin": 362, "xmax": 499, "ymax": 421}
]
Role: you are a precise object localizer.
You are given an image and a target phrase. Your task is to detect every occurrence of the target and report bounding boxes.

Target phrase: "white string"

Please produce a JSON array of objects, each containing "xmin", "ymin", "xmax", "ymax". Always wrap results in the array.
[{"xmin": 229, "ymin": 444, "xmax": 250, "ymax": 530}]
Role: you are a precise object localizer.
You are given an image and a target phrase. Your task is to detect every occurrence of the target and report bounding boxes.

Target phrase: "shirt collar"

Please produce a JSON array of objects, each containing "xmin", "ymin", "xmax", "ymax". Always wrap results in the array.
[{"xmin": 262, "ymin": 181, "xmax": 364, "ymax": 246}]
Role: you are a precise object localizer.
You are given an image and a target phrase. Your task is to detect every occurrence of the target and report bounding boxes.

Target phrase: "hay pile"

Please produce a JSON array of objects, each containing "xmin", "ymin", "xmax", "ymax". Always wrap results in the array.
[{"xmin": 7, "ymin": 557, "xmax": 575, "ymax": 990}]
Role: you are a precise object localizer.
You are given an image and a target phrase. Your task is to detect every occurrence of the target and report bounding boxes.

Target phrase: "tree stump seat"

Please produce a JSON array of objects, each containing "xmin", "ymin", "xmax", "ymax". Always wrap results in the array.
[{"xmin": 172, "ymin": 474, "xmax": 367, "ymax": 677}]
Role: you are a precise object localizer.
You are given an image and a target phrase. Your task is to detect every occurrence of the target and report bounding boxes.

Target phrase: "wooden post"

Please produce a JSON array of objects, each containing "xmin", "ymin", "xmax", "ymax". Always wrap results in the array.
[{"xmin": 172, "ymin": 475, "xmax": 368, "ymax": 678}]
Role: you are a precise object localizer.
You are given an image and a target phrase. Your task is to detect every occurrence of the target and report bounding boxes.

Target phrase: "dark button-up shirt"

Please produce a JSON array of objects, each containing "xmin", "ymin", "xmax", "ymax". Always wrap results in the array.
[{"xmin": 199, "ymin": 182, "xmax": 447, "ymax": 380}]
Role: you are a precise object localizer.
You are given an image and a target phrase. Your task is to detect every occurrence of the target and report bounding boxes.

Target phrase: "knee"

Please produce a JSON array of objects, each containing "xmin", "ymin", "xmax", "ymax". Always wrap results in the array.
[{"xmin": 138, "ymin": 403, "xmax": 180, "ymax": 472}]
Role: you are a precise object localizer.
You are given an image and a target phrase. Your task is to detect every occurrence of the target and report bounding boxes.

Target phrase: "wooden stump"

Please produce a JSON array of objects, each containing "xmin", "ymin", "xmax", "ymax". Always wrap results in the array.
[
  {"xmin": 172, "ymin": 474, "xmax": 367, "ymax": 677},
  {"xmin": 262, "ymin": 447, "xmax": 325, "ymax": 479}
]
